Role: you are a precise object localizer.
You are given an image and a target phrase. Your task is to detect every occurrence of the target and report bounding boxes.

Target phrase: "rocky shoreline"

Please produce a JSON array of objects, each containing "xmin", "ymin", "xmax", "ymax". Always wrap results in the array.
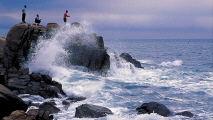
[{"xmin": 0, "ymin": 22, "xmax": 194, "ymax": 119}]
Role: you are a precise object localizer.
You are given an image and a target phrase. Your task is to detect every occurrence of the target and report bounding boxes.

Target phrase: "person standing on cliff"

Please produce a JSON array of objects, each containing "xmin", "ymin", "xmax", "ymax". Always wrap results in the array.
[
  {"xmin": 22, "ymin": 5, "xmax": 27, "ymax": 23},
  {"xmin": 63, "ymin": 10, "xmax": 70, "ymax": 24}
]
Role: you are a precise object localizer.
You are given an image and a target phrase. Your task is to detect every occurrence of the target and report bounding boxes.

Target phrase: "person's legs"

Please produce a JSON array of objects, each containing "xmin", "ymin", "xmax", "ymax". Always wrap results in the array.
[
  {"xmin": 22, "ymin": 13, "xmax": 26, "ymax": 23},
  {"xmin": 64, "ymin": 18, "xmax": 67, "ymax": 23}
]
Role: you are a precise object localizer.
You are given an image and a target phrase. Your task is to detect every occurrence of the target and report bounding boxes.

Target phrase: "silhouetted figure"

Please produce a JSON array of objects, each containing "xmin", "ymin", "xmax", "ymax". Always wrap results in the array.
[
  {"xmin": 35, "ymin": 14, "xmax": 42, "ymax": 25},
  {"xmin": 63, "ymin": 10, "xmax": 70, "ymax": 24},
  {"xmin": 22, "ymin": 5, "xmax": 27, "ymax": 23}
]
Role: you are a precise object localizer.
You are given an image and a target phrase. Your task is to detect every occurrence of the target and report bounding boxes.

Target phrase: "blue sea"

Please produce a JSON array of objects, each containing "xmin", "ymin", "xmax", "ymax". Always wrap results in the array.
[{"xmin": 22, "ymin": 24, "xmax": 213, "ymax": 120}]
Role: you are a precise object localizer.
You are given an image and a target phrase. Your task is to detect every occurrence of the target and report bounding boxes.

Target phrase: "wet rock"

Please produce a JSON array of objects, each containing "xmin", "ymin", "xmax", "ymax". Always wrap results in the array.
[
  {"xmin": 42, "ymin": 74, "xmax": 52, "ymax": 84},
  {"xmin": 66, "ymin": 96, "xmax": 86, "ymax": 102},
  {"xmin": 30, "ymin": 72, "xmax": 43, "ymax": 81},
  {"xmin": 39, "ymin": 102, "xmax": 60, "ymax": 114},
  {"xmin": 175, "ymin": 111, "xmax": 194, "ymax": 118},
  {"xmin": 2, "ymin": 110, "xmax": 33, "ymax": 120},
  {"xmin": 3, "ymin": 109, "xmax": 53, "ymax": 120},
  {"xmin": 136, "ymin": 102, "xmax": 171, "ymax": 117},
  {"xmin": 75, "ymin": 104, "xmax": 113, "ymax": 118},
  {"xmin": 1, "ymin": 23, "xmax": 46, "ymax": 69},
  {"xmin": 62, "ymin": 100, "xmax": 70, "ymax": 106},
  {"xmin": 0, "ymin": 84, "xmax": 28, "ymax": 119},
  {"xmin": 120, "ymin": 53, "xmax": 144, "ymax": 68}
]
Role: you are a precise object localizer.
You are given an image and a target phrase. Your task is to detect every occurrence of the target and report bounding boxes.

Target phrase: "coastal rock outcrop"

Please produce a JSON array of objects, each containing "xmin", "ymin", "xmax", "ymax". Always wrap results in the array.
[
  {"xmin": 1, "ymin": 23, "xmax": 46, "ymax": 69},
  {"xmin": 136, "ymin": 102, "xmax": 171, "ymax": 117},
  {"xmin": 64, "ymin": 23, "xmax": 110, "ymax": 74},
  {"xmin": 75, "ymin": 104, "xmax": 113, "ymax": 118},
  {"xmin": 0, "ymin": 84, "xmax": 28, "ymax": 119},
  {"xmin": 6, "ymin": 69, "xmax": 66, "ymax": 98}
]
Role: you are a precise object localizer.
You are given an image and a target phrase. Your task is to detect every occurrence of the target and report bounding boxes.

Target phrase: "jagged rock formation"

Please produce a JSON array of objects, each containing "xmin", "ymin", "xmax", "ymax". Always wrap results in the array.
[
  {"xmin": 0, "ymin": 84, "xmax": 28, "ymax": 119},
  {"xmin": 1, "ymin": 23, "xmax": 46, "ymax": 69},
  {"xmin": 120, "ymin": 53, "xmax": 144, "ymax": 68}
]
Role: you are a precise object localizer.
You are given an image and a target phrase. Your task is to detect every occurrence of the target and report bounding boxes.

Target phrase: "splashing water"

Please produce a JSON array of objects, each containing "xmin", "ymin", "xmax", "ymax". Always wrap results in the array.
[{"xmin": 23, "ymin": 24, "xmax": 213, "ymax": 120}]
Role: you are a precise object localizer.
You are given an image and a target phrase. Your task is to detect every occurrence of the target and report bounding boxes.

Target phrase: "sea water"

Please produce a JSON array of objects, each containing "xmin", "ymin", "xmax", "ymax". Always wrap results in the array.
[{"xmin": 23, "ymin": 24, "xmax": 213, "ymax": 120}]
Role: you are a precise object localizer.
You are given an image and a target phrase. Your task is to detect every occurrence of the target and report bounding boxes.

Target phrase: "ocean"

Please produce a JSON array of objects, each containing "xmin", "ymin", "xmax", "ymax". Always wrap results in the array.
[{"xmin": 22, "ymin": 24, "xmax": 213, "ymax": 120}]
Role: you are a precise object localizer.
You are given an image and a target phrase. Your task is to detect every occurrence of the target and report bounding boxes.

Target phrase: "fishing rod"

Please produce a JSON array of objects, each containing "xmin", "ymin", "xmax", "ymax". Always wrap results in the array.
[{"xmin": 69, "ymin": 7, "xmax": 80, "ymax": 15}]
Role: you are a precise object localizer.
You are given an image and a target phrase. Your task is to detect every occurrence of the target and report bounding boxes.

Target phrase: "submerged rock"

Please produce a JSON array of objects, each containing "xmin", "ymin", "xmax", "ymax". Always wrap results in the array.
[
  {"xmin": 175, "ymin": 111, "xmax": 194, "ymax": 117},
  {"xmin": 120, "ymin": 53, "xmax": 144, "ymax": 68},
  {"xmin": 0, "ymin": 84, "xmax": 28, "ymax": 119},
  {"xmin": 136, "ymin": 102, "xmax": 171, "ymax": 117},
  {"xmin": 75, "ymin": 104, "xmax": 113, "ymax": 118}
]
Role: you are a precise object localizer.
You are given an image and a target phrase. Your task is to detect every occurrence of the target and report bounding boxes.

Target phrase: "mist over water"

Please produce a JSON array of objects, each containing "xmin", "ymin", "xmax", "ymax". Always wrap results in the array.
[{"xmin": 23, "ymin": 23, "xmax": 213, "ymax": 119}]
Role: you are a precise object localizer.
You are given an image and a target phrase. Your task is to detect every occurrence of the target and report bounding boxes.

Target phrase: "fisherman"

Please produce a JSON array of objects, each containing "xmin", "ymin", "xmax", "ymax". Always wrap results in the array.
[
  {"xmin": 22, "ymin": 5, "xmax": 27, "ymax": 23},
  {"xmin": 63, "ymin": 10, "xmax": 70, "ymax": 24},
  {"xmin": 35, "ymin": 14, "xmax": 42, "ymax": 25}
]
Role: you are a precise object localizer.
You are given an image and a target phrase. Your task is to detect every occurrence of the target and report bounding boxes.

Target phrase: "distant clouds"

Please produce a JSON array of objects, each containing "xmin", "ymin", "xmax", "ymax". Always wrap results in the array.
[{"xmin": 0, "ymin": 0, "xmax": 212, "ymax": 39}]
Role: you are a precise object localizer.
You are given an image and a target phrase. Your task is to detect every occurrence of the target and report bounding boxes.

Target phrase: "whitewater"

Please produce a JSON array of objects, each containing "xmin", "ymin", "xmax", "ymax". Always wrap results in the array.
[{"xmin": 22, "ymin": 23, "xmax": 213, "ymax": 120}]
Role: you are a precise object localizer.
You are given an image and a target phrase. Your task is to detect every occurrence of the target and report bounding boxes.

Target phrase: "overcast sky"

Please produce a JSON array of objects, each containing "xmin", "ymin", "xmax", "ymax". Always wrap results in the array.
[{"xmin": 0, "ymin": 0, "xmax": 212, "ymax": 39}]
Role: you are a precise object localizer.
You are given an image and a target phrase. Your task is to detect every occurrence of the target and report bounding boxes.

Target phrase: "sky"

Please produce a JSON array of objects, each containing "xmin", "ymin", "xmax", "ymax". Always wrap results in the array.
[{"xmin": 0, "ymin": 0, "xmax": 212, "ymax": 39}]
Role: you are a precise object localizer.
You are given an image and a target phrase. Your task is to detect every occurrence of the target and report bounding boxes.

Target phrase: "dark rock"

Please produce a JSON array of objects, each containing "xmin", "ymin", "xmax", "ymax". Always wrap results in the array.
[
  {"xmin": 2, "ymin": 110, "xmax": 33, "ymax": 120},
  {"xmin": 175, "ymin": 111, "xmax": 194, "ymax": 117},
  {"xmin": 62, "ymin": 100, "xmax": 70, "ymax": 106},
  {"xmin": 120, "ymin": 53, "xmax": 144, "ymax": 68},
  {"xmin": 136, "ymin": 102, "xmax": 171, "ymax": 117},
  {"xmin": 30, "ymin": 72, "xmax": 43, "ymax": 81},
  {"xmin": 3, "ymin": 109, "xmax": 53, "ymax": 120},
  {"xmin": 66, "ymin": 96, "xmax": 86, "ymax": 102},
  {"xmin": 0, "ymin": 84, "xmax": 28, "ymax": 119},
  {"xmin": 42, "ymin": 74, "xmax": 52, "ymax": 84},
  {"xmin": 75, "ymin": 104, "xmax": 113, "ymax": 118},
  {"xmin": 34, "ymin": 109, "xmax": 53, "ymax": 120},
  {"xmin": 7, "ymin": 75, "xmax": 30, "ymax": 89},
  {"xmin": 0, "ymin": 36, "xmax": 5, "ymax": 61},
  {"xmin": 1, "ymin": 23, "xmax": 46, "ymax": 69},
  {"xmin": 39, "ymin": 102, "xmax": 60, "ymax": 114},
  {"xmin": 63, "ymin": 23, "xmax": 110, "ymax": 74}
]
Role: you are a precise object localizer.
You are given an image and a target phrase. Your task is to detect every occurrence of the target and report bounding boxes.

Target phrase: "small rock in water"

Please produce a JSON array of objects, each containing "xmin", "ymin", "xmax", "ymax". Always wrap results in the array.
[
  {"xmin": 66, "ymin": 96, "xmax": 86, "ymax": 102},
  {"xmin": 136, "ymin": 102, "xmax": 171, "ymax": 117},
  {"xmin": 175, "ymin": 111, "xmax": 194, "ymax": 117},
  {"xmin": 75, "ymin": 104, "xmax": 113, "ymax": 118}
]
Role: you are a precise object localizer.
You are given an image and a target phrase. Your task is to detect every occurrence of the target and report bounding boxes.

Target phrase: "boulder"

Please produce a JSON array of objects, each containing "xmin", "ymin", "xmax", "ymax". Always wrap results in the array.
[
  {"xmin": 0, "ymin": 84, "xmax": 28, "ymax": 119},
  {"xmin": 175, "ymin": 111, "xmax": 194, "ymax": 118},
  {"xmin": 0, "ymin": 36, "xmax": 5, "ymax": 61},
  {"xmin": 3, "ymin": 109, "xmax": 53, "ymax": 120},
  {"xmin": 64, "ymin": 26, "xmax": 110, "ymax": 73},
  {"xmin": 2, "ymin": 110, "xmax": 33, "ymax": 120},
  {"xmin": 120, "ymin": 53, "xmax": 144, "ymax": 68},
  {"xmin": 136, "ymin": 102, "xmax": 171, "ymax": 117},
  {"xmin": 75, "ymin": 104, "xmax": 113, "ymax": 118},
  {"xmin": 39, "ymin": 102, "xmax": 60, "ymax": 114}
]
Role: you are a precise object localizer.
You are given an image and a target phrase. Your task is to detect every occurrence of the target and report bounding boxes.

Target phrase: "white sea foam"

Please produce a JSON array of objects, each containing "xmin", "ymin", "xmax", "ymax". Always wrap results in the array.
[{"xmin": 160, "ymin": 60, "xmax": 183, "ymax": 67}]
